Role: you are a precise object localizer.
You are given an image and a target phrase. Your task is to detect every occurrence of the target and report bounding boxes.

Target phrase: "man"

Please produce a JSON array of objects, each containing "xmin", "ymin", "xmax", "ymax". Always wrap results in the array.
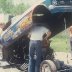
[
  {"xmin": 69, "ymin": 26, "xmax": 72, "ymax": 58},
  {"xmin": 28, "ymin": 23, "xmax": 51, "ymax": 72}
]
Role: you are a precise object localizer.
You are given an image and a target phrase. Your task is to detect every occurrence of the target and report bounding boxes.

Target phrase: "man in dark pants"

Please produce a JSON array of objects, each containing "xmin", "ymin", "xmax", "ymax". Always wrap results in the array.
[
  {"xmin": 28, "ymin": 23, "xmax": 51, "ymax": 72},
  {"xmin": 69, "ymin": 26, "xmax": 72, "ymax": 58}
]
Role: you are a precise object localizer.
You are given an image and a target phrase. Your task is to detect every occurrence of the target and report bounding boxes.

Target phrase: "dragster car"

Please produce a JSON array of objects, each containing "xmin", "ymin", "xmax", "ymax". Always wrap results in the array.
[{"xmin": 0, "ymin": 0, "xmax": 72, "ymax": 72}]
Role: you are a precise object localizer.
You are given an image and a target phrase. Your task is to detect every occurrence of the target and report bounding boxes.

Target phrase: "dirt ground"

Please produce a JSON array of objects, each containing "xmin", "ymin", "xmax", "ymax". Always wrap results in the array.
[
  {"xmin": 0, "ymin": 52, "xmax": 72, "ymax": 72},
  {"xmin": 54, "ymin": 52, "xmax": 72, "ymax": 65}
]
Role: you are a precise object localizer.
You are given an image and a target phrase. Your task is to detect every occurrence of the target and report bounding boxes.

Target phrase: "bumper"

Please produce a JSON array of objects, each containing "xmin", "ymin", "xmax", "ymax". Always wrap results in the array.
[{"xmin": 48, "ymin": 5, "xmax": 72, "ymax": 13}]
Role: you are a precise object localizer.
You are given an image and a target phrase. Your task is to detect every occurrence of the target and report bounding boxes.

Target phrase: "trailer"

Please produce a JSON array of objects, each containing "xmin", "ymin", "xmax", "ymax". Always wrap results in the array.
[{"xmin": 0, "ymin": 0, "xmax": 72, "ymax": 72}]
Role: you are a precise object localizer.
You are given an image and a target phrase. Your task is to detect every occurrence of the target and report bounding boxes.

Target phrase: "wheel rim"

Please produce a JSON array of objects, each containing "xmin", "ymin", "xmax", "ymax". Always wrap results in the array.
[{"xmin": 41, "ymin": 64, "xmax": 51, "ymax": 72}]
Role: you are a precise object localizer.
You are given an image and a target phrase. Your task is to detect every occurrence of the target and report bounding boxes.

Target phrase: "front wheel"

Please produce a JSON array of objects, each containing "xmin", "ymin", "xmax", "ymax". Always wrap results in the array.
[{"xmin": 40, "ymin": 60, "xmax": 57, "ymax": 72}]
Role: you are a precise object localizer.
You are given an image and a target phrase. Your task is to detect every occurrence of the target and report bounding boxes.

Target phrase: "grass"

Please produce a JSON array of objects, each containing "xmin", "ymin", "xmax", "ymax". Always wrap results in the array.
[{"xmin": 50, "ymin": 31, "xmax": 70, "ymax": 52}]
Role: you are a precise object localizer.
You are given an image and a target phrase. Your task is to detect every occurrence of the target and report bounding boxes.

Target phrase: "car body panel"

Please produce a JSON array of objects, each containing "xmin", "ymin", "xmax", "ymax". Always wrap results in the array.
[{"xmin": 1, "ymin": 0, "xmax": 72, "ymax": 46}]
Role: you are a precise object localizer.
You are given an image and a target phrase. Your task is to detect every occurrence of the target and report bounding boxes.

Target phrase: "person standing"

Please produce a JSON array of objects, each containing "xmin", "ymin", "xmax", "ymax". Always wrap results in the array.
[
  {"xmin": 28, "ymin": 23, "xmax": 51, "ymax": 72},
  {"xmin": 69, "ymin": 26, "xmax": 72, "ymax": 58}
]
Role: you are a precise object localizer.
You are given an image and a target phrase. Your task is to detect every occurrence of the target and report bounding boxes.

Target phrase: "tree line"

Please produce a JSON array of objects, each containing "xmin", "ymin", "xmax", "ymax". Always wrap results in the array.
[{"xmin": 0, "ymin": 0, "xmax": 29, "ymax": 16}]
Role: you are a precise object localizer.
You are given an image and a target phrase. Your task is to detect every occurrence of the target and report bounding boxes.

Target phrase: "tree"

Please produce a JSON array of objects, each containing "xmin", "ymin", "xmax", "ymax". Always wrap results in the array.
[
  {"xmin": 0, "ymin": 0, "xmax": 29, "ymax": 15},
  {"xmin": 11, "ymin": 3, "xmax": 29, "ymax": 15}
]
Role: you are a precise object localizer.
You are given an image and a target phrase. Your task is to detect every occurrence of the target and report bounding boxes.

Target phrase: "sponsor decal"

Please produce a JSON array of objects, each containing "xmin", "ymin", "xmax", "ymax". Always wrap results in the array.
[
  {"xmin": 20, "ymin": 13, "xmax": 32, "ymax": 30},
  {"xmin": 3, "ymin": 29, "xmax": 14, "ymax": 42}
]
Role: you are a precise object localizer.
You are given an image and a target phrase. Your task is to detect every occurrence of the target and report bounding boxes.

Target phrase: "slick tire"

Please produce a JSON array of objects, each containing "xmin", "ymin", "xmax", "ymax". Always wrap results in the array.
[{"xmin": 40, "ymin": 60, "xmax": 57, "ymax": 72}]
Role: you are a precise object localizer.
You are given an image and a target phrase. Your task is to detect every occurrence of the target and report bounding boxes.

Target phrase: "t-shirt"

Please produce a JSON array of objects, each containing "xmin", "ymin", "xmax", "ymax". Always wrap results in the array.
[{"xmin": 30, "ymin": 26, "xmax": 50, "ymax": 40}]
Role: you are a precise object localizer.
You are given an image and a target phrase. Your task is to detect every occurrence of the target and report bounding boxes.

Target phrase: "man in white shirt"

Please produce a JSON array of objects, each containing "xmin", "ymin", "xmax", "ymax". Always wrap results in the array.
[
  {"xmin": 28, "ymin": 24, "xmax": 51, "ymax": 72},
  {"xmin": 69, "ymin": 26, "xmax": 72, "ymax": 58}
]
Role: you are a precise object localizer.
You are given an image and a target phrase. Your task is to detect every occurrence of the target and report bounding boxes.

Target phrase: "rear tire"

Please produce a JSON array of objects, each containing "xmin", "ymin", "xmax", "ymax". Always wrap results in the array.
[{"xmin": 40, "ymin": 60, "xmax": 57, "ymax": 72}]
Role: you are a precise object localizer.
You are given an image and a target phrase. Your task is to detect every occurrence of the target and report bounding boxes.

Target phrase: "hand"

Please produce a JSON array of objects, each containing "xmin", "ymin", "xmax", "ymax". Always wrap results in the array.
[{"xmin": 28, "ymin": 33, "xmax": 31, "ymax": 38}]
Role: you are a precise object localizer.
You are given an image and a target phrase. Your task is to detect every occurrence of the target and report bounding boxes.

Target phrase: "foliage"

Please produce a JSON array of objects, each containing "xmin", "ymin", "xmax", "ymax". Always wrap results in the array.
[
  {"xmin": 0, "ymin": 0, "xmax": 29, "ymax": 15},
  {"xmin": 50, "ymin": 31, "xmax": 70, "ymax": 52},
  {"xmin": 11, "ymin": 3, "xmax": 29, "ymax": 15}
]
